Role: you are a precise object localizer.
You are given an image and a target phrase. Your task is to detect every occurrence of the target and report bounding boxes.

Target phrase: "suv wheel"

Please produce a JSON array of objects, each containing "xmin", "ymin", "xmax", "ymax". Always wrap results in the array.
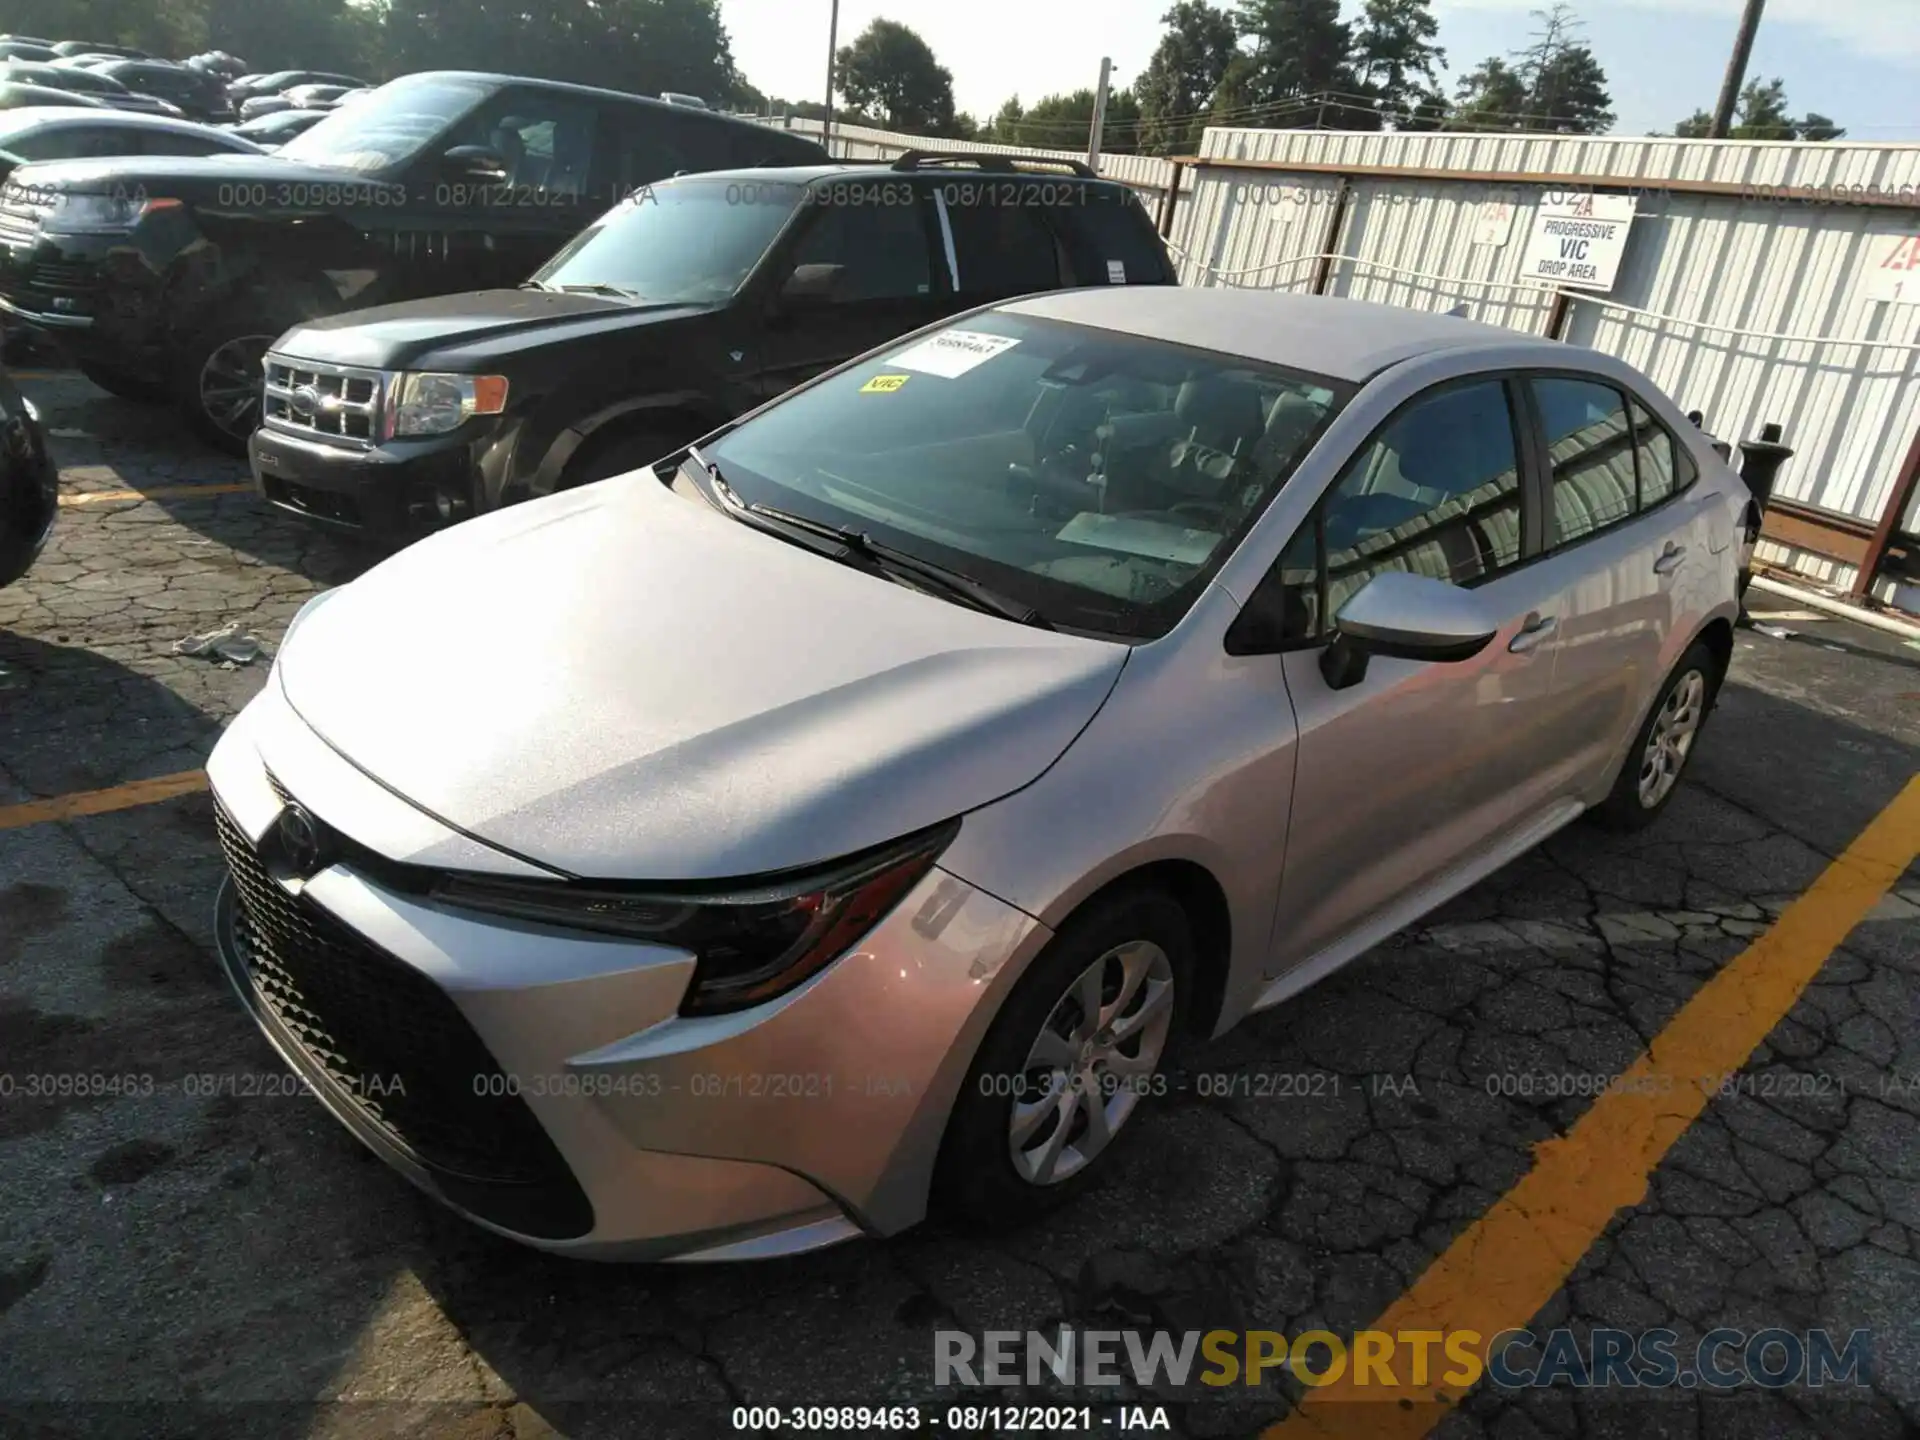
[{"xmin": 933, "ymin": 887, "xmax": 1191, "ymax": 1230}]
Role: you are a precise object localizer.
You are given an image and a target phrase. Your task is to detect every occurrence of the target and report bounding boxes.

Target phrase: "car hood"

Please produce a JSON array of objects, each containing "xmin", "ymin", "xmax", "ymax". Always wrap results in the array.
[
  {"xmin": 5, "ymin": 151, "xmax": 366, "ymax": 194},
  {"xmin": 278, "ymin": 474, "xmax": 1129, "ymax": 881},
  {"xmin": 269, "ymin": 289, "xmax": 715, "ymax": 372}
]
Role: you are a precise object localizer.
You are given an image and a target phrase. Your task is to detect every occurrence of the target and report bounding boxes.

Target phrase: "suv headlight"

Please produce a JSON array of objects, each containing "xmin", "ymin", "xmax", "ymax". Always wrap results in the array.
[
  {"xmin": 386, "ymin": 372, "xmax": 509, "ymax": 439},
  {"xmin": 431, "ymin": 820, "xmax": 959, "ymax": 1016},
  {"xmin": 44, "ymin": 192, "xmax": 180, "ymax": 233}
]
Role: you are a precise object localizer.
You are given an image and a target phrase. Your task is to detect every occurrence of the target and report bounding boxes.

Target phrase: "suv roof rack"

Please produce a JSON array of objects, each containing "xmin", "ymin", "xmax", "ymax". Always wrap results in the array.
[{"xmin": 889, "ymin": 149, "xmax": 1097, "ymax": 179}]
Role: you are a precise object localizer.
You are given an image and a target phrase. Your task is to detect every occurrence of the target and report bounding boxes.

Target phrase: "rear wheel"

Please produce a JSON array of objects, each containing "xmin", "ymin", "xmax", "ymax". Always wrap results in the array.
[
  {"xmin": 79, "ymin": 362, "xmax": 168, "ymax": 404},
  {"xmin": 1592, "ymin": 639, "xmax": 1721, "ymax": 832},
  {"xmin": 933, "ymin": 887, "xmax": 1191, "ymax": 1230}
]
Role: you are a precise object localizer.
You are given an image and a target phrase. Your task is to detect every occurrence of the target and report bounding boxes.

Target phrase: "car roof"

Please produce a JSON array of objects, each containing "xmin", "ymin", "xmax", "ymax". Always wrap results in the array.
[
  {"xmin": 642, "ymin": 159, "xmax": 1139, "ymax": 191},
  {"xmin": 382, "ymin": 72, "xmax": 821, "ymax": 146},
  {"xmin": 1000, "ymin": 288, "xmax": 1564, "ymax": 382}
]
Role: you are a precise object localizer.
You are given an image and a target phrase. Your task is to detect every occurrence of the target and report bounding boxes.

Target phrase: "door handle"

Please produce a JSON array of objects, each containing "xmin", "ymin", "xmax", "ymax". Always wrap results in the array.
[
  {"xmin": 1653, "ymin": 543, "xmax": 1688, "ymax": 576},
  {"xmin": 1508, "ymin": 613, "xmax": 1557, "ymax": 654}
]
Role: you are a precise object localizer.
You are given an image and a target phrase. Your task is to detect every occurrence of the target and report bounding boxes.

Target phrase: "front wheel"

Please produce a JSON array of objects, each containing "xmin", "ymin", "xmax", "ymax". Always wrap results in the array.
[
  {"xmin": 933, "ymin": 887, "xmax": 1191, "ymax": 1230},
  {"xmin": 1592, "ymin": 640, "xmax": 1721, "ymax": 831}
]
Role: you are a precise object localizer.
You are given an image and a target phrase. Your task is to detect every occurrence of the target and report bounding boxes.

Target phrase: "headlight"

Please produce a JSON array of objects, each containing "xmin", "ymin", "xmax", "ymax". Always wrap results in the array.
[
  {"xmin": 43, "ymin": 192, "xmax": 181, "ymax": 233},
  {"xmin": 432, "ymin": 820, "xmax": 958, "ymax": 1016},
  {"xmin": 387, "ymin": 372, "xmax": 509, "ymax": 439}
]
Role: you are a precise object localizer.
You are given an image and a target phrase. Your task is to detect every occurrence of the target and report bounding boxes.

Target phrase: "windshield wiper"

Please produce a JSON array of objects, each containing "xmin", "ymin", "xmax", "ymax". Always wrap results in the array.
[
  {"xmin": 556, "ymin": 282, "xmax": 643, "ymax": 300},
  {"xmin": 687, "ymin": 451, "xmax": 1051, "ymax": 629}
]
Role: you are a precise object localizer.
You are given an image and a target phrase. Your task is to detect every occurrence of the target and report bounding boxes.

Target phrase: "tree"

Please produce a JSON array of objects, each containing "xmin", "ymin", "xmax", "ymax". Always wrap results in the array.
[
  {"xmin": 1135, "ymin": 1, "xmax": 1239, "ymax": 155},
  {"xmin": 987, "ymin": 87, "xmax": 1142, "ymax": 154},
  {"xmin": 833, "ymin": 18, "xmax": 961, "ymax": 136},
  {"xmin": 1672, "ymin": 78, "xmax": 1845, "ymax": 141},
  {"xmin": 1448, "ymin": 4, "xmax": 1611, "ymax": 134},
  {"xmin": 1509, "ymin": 4, "xmax": 1612, "ymax": 133},
  {"xmin": 1449, "ymin": 57, "xmax": 1527, "ymax": 131},
  {"xmin": 1351, "ymin": 0, "xmax": 1446, "ymax": 128},
  {"xmin": 1233, "ymin": 0, "xmax": 1370, "ymax": 127}
]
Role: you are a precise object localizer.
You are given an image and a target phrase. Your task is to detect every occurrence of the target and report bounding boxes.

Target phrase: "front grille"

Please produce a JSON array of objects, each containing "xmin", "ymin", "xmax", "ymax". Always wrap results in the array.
[
  {"xmin": 0, "ymin": 190, "xmax": 49, "ymax": 249},
  {"xmin": 262, "ymin": 355, "xmax": 384, "ymax": 447},
  {"xmin": 25, "ymin": 259, "xmax": 98, "ymax": 294},
  {"xmin": 216, "ymin": 796, "xmax": 593, "ymax": 1239}
]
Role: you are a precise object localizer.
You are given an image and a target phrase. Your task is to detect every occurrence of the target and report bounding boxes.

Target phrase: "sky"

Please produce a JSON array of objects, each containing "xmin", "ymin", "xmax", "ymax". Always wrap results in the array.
[{"xmin": 717, "ymin": 0, "xmax": 1920, "ymax": 141}]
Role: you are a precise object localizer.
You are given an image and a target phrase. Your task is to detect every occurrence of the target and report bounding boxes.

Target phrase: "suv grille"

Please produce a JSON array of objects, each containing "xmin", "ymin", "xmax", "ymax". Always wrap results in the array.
[
  {"xmin": 0, "ymin": 190, "xmax": 50, "ymax": 249},
  {"xmin": 262, "ymin": 356, "xmax": 384, "ymax": 447},
  {"xmin": 215, "ymin": 795, "xmax": 593, "ymax": 1240}
]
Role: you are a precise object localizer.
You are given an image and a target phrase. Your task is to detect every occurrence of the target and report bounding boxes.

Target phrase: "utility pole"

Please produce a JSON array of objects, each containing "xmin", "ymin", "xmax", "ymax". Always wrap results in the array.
[
  {"xmin": 1088, "ymin": 56, "xmax": 1112, "ymax": 172},
  {"xmin": 1709, "ymin": 0, "xmax": 1766, "ymax": 138},
  {"xmin": 823, "ymin": 0, "xmax": 841, "ymax": 154}
]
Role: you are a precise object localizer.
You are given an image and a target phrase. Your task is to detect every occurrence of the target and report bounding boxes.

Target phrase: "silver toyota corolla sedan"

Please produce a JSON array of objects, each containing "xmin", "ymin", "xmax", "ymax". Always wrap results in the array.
[{"xmin": 207, "ymin": 289, "xmax": 1751, "ymax": 1259}]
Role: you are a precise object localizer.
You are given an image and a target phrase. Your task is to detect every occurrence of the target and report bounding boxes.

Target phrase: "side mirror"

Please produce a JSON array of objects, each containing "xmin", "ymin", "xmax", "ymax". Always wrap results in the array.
[
  {"xmin": 441, "ymin": 144, "xmax": 507, "ymax": 181},
  {"xmin": 1320, "ymin": 570, "xmax": 1500, "ymax": 691},
  {"xmin": 774, "ymin": 262, "xmax": 844, "ymax": 311}
]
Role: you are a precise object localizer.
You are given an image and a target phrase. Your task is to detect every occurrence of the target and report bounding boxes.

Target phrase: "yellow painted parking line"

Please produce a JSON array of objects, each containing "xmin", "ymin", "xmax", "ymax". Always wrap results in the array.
[
  {"xmin": 1266, "ymin": 773, "xmax": 1920, "ymax": 1439},
  {"xmin": 59, "ymin": 482, "xmax": 254, "ymax": 508},
  {"xmin": 0, "ymin": 770, "xmax": 209, "ymax": 832}
]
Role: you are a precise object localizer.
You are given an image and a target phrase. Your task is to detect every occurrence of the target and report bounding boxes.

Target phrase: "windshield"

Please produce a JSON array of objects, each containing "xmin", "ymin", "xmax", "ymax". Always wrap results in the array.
[
  {"xmin": 531, "ymin": 178, "xmax": 804, "ymax": 305},
  {"xmin": 700, "ymin": 312, "xmax": 1347, "ymax": 639},
  {"xmin": 276, "ymin": 74, "xmax": 493, "ymax": 173}
]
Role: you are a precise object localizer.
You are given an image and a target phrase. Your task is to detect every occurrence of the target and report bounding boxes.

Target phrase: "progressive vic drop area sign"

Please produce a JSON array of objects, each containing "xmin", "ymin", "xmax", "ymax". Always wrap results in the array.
[{"xmin": 1520, "ymin": 191, "xmax": 1638, "ymax": 292}]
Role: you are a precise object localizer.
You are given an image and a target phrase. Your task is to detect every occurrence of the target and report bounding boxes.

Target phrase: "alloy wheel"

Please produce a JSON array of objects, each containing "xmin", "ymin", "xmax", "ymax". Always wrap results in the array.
[
  {"xmin": 1638, "ymin": 668, "xmax": 1706, "ymax": 809},
  {"xmin": 1008, "ymin": 939, "xmax": 1175, "ymax": 1186},
  {"xmin": 198, "ymin": 333, "xmax": 275, "ymax": 439}
]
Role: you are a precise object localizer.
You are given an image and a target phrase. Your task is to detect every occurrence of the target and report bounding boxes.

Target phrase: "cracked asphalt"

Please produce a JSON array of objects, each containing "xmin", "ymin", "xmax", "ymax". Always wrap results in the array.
[{"xmin": 2, "ymin": 372, "xmax": 1918, "ymax": 1440}]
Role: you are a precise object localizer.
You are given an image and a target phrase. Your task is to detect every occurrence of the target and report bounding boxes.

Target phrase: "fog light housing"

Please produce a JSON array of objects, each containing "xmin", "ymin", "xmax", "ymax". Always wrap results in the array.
[{"xmin": 433, "ymin": 488, "xmax": 470, "ymax": 522}]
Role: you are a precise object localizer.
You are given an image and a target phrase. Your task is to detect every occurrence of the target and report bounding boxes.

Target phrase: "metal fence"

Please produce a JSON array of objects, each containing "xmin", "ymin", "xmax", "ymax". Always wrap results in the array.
[{"xmin": 1174, "ymin": 130, "xmax": 1920, "ymax": 606}]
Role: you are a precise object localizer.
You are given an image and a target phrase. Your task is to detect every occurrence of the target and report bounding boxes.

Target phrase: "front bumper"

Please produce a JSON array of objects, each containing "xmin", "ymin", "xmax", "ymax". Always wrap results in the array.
[
  {"xmin": 250, "ymin": 425, "xmax": 479, "ymax": 547},
  {"xmin": 0, "ymin": 230, "xmax": 163, "ymax": 366},
  {"xmin": 204, "ymin": 682, "xmax": 1051, "ymax": 1258}
]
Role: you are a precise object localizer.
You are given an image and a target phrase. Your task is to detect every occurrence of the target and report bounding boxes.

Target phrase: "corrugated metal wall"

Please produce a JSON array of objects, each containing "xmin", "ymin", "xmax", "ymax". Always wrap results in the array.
[{"xmin": 1178, "ymin": 129, "xmax": 1920, "ymax": 595}]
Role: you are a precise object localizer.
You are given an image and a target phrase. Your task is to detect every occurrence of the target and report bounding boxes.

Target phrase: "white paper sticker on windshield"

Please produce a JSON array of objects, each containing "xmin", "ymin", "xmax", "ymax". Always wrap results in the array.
[
  {"xmin": 1107, "ymin": 259, "xmax": 1127, "ymax": 284},
  {"xmin": 889, "ymin": 329, "xmax": 1021, "ymax": 378}
]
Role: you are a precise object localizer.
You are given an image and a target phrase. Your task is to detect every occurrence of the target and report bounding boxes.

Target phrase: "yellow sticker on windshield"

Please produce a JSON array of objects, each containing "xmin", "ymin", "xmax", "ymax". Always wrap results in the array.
[{"xmin": 861, "ymin": 374, "xmax": 910, "ymax": 394}]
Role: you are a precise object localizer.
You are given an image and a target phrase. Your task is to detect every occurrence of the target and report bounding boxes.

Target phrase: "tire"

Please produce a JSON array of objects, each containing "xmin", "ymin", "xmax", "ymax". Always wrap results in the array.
[
  {"xmin": 1591, "ymin": 639, "xmax": 1722, "ymax": 832},
  {"xmin": 932, "ymin": 887, "xmax": 1193, "ymax": 1231},
  {"xmin": 176, "ymin": 288, "xmax": 328, "ymax": 455},
  {"xmin": 79, "ymin": 362, "xmax": 168, "ymax": 404}
]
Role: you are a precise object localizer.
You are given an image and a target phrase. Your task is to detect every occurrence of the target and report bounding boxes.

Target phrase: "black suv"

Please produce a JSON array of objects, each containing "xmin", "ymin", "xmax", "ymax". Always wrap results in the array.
[
  {"xmin": 0, "ymin": 70, "xmax": 826, "ymax": 449},
  {"xmin": 90, "ymin": 60, "xmax": 237, "ymax": 123},
  {"xmin": 247, "ymin": 151, "xmax": 1178, "ymax": 547}
]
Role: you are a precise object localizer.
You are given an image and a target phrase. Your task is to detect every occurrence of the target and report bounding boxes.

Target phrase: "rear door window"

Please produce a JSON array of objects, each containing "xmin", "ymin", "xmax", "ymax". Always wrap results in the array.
[
  {"xmin": 1531, "ymin": 377, "xmax": 1637, "ymax": 547},
  {"xmin": 1056, "ymin": 187, "xmax": 1174, "ymax": 285},
  {"xmin": 943, "ymin": 192, "xmax": 1063, "ymax": 300},
  {"xmin": 1630, "ymin": 399, "xmax": 1698, "ymax": 509}
]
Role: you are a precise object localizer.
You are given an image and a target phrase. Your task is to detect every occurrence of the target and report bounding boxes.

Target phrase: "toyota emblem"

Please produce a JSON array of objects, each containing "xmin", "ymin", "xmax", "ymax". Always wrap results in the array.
[
  {"xmin": 275, "ymin": 804, "xmax": 324, "ymax": 877},
  {"xmin": 288, "ymin": 384, "xmax": 321, "ymax": 420}
]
